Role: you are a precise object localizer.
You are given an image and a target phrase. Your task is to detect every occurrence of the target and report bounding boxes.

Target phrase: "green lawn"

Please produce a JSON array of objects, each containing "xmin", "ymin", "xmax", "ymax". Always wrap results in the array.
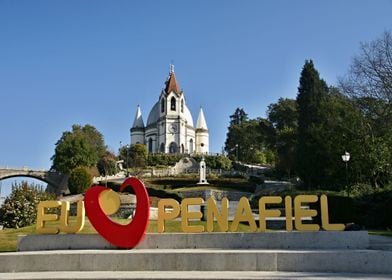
[{"xmin": 369, "ymin": 230, "xmax": 392, "ymax": 237}]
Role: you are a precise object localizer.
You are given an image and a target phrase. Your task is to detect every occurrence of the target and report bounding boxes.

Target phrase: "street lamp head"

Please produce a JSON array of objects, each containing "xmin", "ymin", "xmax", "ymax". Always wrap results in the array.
[{"xmin": 342, "ymin": 151, "xmax": 350, "ymax": 162}]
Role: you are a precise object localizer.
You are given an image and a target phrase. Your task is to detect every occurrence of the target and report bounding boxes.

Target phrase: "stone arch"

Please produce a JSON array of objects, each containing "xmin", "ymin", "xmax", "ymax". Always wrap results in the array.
[
  {"xmin": 0, "ymin": 174, "xmax": 52, "ymax": 187},
  {"xmin": 0, "ymin": 168, "xmax": 69, "ymax": 196}
]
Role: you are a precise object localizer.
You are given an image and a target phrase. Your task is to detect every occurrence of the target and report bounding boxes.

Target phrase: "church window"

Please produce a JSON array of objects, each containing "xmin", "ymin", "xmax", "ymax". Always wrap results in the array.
[
  {"xmin": 160, "ymin": 143, "xmax": 165, "ymax": 153},
  {"xmin": 161, "ymin": 98, "xmax": 165, "ymax": 113},
  {"xmin": 181, "ymin": 99, "xmax": 184, "ymax": 113},
  {"xmin": 148, "ymin": 138, "xmax": 153, "ymax": 153},
  {"xmin": 181, "ymin": 144, "xmax": 185, "ymax": 154},
  {"xmin": 171, "ymin": 97, "xmax": 176, "ymax": 111},
  {"xmin": 169, "ymin": 142, "xmax": 178, "ymax": 153},
  {"xmin": 189, "ymin": 139, "xmax": 194, "ymax": 154}
]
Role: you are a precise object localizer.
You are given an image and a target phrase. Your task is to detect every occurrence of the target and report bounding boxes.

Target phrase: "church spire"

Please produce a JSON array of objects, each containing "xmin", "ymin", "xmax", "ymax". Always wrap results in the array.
[
  {"xmin": 196, "ymin": 107, "xmax": 208, "ymax": 131},
  {"xmin": 132, "ymin": 105, "xmax": 145, "ymax": 128},
  {"xmin": 165, "ymin": 64, "xmax": 182, "ymax": 95}
]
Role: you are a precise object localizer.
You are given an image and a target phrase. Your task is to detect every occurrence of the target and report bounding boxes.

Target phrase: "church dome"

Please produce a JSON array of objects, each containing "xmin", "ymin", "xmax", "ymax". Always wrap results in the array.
[
  {"xmin": 146, "ymin": 102, "xmax": 160, "ymax": 126},
  {"xmin": 146, "ymin": 100, "xmax": 194, "ymax": 127},
  {"xmin": 183, "ymin": 106, "xmax": 194, "ymax": 127}
]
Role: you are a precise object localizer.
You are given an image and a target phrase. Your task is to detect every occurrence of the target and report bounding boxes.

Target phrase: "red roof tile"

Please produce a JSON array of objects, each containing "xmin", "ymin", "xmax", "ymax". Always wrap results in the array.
[{"xmin": 165, "ymin": 72, "xmax": 182, "ymax": 95}]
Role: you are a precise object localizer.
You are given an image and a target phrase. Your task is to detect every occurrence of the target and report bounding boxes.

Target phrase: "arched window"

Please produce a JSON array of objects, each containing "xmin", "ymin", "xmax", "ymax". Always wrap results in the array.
[
  {"xmin": 171, "ymin": 97, "xmax": 176, "ymax": 111},
  {"xmin": 169, "ymin": 142, "xmax": 178, "ymax": 154},
  {"xmin": 148, "ymin": 138, "xmax": 153, "ymax": 153},
  {"xmin": 181, "ymin": 144, "xmax": 185, "ymax": 154},
  {"xmin": 161, "ymin": 98, "xmax": 165, "ymax": 113},
  {"xmin": 189, "ymin": 139, "xmax": 194, "ymax": 154},
  {"xmin": 160, "ymin": 143, "xmax": 165, "ymax": 153},
  {"xmin": 181, "ymin": 99, "xmax": 184, "ymax": 113}
]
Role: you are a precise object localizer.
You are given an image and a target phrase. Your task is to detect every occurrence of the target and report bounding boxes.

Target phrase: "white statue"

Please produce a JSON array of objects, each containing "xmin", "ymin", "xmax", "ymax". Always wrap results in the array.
[{"xmin": 198, "ymin": 157, "xmax": 209, "ymax": 185}]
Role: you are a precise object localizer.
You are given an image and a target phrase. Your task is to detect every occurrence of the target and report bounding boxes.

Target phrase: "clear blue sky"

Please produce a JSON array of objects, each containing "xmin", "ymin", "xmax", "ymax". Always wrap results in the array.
[{"xmin": 0, "ymin": 0, "xmax": 391, "ymax": 196}]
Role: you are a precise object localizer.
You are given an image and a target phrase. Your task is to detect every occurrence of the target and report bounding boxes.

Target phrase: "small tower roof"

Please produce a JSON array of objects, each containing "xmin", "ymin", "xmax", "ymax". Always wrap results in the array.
[
  {"xmin": 165, "ymin": 64, "xmax": 182, "ymax": 96},
  {"xmin": 132, "ymin": 105, "xmax": 145, "ymax": 128},
  {"xmin": 196, "ymin": 107, "xmax": 208, "ymax": 130}
]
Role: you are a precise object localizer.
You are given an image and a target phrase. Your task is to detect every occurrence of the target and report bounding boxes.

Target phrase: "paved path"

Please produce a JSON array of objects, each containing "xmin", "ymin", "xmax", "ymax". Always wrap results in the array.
[{"xmin": 0, "ymin": 271, "xmax": 391, "ymax": 280}]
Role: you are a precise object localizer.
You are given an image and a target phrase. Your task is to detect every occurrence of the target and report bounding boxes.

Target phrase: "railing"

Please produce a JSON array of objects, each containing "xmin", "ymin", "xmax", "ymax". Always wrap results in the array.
[{"xmin": 0, "ymin": 166, "xmax": 48, "ymax": 172}]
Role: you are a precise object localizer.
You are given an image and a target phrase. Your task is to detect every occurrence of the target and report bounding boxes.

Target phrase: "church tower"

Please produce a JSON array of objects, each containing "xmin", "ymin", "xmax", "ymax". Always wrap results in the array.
[
  {"xmin": 130, "ymin": 105, "xmax": 145, "ymax": 145},
  {"xmin": 195, "ymin": 107, "xmax": 209, "ymax": 154}
]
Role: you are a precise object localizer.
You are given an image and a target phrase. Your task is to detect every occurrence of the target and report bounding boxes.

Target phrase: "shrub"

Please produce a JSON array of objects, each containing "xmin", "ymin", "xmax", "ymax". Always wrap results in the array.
[
  {"xmin": 326, "ymin": 195, "xmax": 355, "ymax": 224},
  {"xmin": 97, "ymin": 151, "xmax": 118, "ymax": 175},
  {"xmin": 196, "ymin": 155, "xmax": 232, "ymax": 170},
  {"xmin": 147, "ymin": 154, "xmax": 183, "ymax": 167},
  {"xmin": 0, "ymin": 181, "xmax": 55, "ymax": 228},
  {"xmin": 354, "ymin": 190, "xmax": 392, "ymax": 229},
  {"xmin": 350, "ymin": 183, "xmax": 382, "ymax": 197},
  {"xmin": 68, "ymin": 166, "xmax": 93, "ymax": 194}
]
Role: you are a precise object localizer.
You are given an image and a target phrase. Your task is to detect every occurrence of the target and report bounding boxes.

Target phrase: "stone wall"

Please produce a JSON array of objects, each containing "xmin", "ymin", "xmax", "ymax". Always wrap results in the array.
[{"xmin": 180, "ymin": 189, "xmax": 252, "ymax": 201}]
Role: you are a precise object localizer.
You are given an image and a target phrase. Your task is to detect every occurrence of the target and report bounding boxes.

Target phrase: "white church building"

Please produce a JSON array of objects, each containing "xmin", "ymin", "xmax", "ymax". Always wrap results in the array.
[{"xmin": 130, "ymin": 66, "xmax": 209, "ymax": 155}]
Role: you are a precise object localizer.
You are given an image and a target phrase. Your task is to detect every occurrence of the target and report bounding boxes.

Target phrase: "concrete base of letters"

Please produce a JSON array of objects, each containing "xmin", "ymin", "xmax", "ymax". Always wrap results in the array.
[
  {"xmin": 17, "ymin": 231, "xmax": 369, "ymax": 251},
  {"xmin": 0, "ymin": 232, "xmax": 389, "ymax": 276}
]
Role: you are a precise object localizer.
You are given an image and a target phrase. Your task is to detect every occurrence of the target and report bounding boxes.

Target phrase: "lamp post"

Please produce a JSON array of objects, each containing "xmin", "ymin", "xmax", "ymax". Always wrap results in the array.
[
  {"xmin": 235, "ymin": 144, "xmax": 239, "ymax": 161},
  {"xmin": 341, "ymin": 151, "xmax": 350, "ymax": 196},
  {"xmin": 125, "ymin": 144, "xmax": 130, "ymax": 176}
]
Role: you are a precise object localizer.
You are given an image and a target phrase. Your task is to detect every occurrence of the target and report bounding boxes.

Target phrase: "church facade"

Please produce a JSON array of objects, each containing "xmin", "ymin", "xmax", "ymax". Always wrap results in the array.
[{"xmin": 130, "ymin": 66, "xmax": 209, "ymax": 154}]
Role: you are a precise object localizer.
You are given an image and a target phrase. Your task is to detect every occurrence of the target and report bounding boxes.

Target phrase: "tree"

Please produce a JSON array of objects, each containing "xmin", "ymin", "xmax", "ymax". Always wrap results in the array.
[
  {"xmin": 78, "ymin": 124, "xmax": 106, "ymax": 158},
  {"xmin": 229, "ymin": 107, "xmax": 248, "ymax": 126},
  {"xmin": 267, "ymin": 98, "xmax": 298, "ymax": 130},
  {"xmin": 312, "ymin": 88, "xmax": 365, "ymax": 190},
  {"xmin": 68, "ymin": 167, "xmax": 93, "ymax": 194},
  {"xmin": 119, "ymin": 144, "xmax": 148, "ymax": 168},
  {"xmin": 225, "ymin": 108, "xmax": 274, "ymax": 164},
  {"xmin": 225, "ymin": 108, "xmax": 249, "ymax": 160},
  {"xmin": 225, "ymin": 112, "xmax": 260, "ymax": 162},
  {"xmin": 129, "ymin": 144, "xmax": 148, "ymax": 168},
  {"xmin": 340, "ymin": 31, "xmax": 392, "ymax": 107},
  {"xmin": 339, "ymin": 31, "xmax": 392, "ymax": 188},
  {"xmin": 267, "ymin": 98, "xmax": 298, "ymax": 177},
  {"xmin": 296, "ymin": 60, "xmax": 330, "ymax": 189},
  {"xmin": 51, "ymin": 124, "xmax": 107, "ymax": 174},
  {"xmin": 0, "ymin": 182, "xmax": 54, "ymax": 228},
  {"xmin": 97, "ymin": 151, "xmax": 118, "ymax": 176}
]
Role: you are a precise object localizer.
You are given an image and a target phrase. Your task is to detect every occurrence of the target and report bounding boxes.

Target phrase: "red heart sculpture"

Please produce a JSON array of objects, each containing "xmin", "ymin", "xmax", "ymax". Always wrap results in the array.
[{"xmin": 84, "ymin": 177, "xmax": 150, "ymax": 249}]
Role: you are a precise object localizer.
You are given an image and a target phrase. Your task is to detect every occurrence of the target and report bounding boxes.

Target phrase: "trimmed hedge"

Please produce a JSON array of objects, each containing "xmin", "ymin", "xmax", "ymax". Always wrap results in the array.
[{"xmin": 354, "ymin": 190, "xmax": 392, "ymax": 229}]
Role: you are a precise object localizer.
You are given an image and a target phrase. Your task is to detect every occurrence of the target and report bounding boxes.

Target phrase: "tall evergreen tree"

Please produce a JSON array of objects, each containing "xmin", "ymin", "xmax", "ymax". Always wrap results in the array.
[
  {"xmin": 229, "ymin": 108, "xmax": 248, "ymax": 126},
  {"xmin": 296, "ymin": 60, "xmax": 329, "ymax": 189}
]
